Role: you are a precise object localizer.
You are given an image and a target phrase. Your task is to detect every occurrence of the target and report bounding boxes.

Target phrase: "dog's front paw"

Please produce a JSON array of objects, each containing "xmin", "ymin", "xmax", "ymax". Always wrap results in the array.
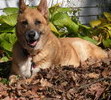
[{"xmin": 9, "ymin": 75, "xmax": 19, "ymax": 85}]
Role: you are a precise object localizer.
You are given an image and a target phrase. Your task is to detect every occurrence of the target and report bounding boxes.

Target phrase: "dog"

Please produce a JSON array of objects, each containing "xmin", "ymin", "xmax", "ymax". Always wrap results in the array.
[{"xmin": 11, "ymin": 0, "xmax": 108, "ymax": 78}]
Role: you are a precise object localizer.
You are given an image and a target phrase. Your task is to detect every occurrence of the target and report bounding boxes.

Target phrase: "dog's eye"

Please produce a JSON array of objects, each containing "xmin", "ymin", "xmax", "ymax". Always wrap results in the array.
[
  {"xmin": 21, "ymin": 20, "xmax": 28, "ymax": 25},
  {"xmin": 35, "ymin": 20, "xmax": 41, "ymax": 25}
]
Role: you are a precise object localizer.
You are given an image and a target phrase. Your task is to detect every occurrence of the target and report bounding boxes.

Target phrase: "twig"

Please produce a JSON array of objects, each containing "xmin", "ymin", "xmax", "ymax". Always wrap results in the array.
[{"xmin": 75, "ymin": 77, "xmax": 111, "ymax": 92}]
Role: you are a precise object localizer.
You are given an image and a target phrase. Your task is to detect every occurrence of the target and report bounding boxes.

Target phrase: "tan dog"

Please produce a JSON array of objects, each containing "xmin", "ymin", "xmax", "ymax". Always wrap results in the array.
[{"xmin": 11, "ymin": 0, "xmax": 107, "ymax": 78}]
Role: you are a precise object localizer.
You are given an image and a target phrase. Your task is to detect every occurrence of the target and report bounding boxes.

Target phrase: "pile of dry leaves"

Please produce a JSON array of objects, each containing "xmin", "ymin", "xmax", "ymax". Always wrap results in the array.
[{"xmin": 0, "ymin": 50, "xmax": 111, "ymax": 100}]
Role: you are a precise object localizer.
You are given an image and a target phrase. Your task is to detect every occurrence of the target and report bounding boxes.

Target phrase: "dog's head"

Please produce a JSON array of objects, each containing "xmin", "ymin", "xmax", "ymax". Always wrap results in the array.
[{"xmin": 16, "ymin": 0, "xmax": 49, "ymax": 50}]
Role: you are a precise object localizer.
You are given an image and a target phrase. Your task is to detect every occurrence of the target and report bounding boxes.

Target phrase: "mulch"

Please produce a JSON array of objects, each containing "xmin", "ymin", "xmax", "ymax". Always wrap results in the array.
[{"xmin": 0, "ymin": 50, "xmax": 111, "ymax": 100}]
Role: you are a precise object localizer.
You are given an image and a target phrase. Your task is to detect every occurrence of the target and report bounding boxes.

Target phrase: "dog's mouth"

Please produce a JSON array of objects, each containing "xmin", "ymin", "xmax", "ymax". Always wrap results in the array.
[
  {"xmin": 25, "ymin": 30, "xmax": 41, "ymax": 48},
  {"xmin": 27, "ymin": 39, "xmax": 38, "ymax": 48}
]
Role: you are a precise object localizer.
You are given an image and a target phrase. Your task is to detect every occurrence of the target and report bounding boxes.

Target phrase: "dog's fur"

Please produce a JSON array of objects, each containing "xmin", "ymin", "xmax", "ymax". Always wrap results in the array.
[{"xmin": 11, "ymin": 0, "xmax": 108, "ymax": 78}]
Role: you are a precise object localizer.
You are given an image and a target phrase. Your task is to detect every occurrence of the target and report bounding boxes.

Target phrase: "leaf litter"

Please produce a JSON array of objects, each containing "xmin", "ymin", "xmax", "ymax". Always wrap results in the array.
[{"xmin": 0, "ymin": 50, "xmax": 111, "ymax": 100}]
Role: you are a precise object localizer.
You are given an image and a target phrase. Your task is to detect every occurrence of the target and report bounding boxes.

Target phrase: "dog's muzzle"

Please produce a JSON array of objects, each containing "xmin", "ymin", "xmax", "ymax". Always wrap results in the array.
[{"xmin": 26, "ymin": 29, "xmax": 40, "ymax": 48}]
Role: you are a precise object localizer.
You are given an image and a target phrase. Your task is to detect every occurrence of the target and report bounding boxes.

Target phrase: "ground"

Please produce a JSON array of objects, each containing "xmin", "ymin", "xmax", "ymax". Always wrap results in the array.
[{"xmin": 0, "ymin": 50, "xmax": 111, "ymax": 100}]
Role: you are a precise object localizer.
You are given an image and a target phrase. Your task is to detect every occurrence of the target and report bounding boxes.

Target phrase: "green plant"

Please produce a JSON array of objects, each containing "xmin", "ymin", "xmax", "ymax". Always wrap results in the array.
[
  {"xmin": 89, "ymin": 12, "xmax": 111, "ymax": 47},
  {"xmin": 49, "ymin": 4, "xmax": 79, "ymax": 37},
  {"xmin": 0, "ymin": 7, "xmax": 18, "ymax": 62},
  {"xmin": 49, "ymin": 4, "xmax": 97, "ymax": 44}
]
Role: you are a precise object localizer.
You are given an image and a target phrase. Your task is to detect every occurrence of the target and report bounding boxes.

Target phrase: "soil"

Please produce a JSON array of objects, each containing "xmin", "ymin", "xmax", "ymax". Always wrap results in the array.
[{"xmin": 0, "ymin": 50, "xmax": 111, "ymax": 100}]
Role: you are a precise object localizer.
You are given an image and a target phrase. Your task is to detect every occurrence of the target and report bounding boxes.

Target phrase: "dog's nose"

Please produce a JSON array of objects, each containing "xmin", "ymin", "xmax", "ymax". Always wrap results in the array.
[
  {"xmin": 26, "ymin": 30, "xmax": 40, "ymax": 40},
  {"xmin": 28, "ymin": 30, "xmax": 36, "ymax": 38}
]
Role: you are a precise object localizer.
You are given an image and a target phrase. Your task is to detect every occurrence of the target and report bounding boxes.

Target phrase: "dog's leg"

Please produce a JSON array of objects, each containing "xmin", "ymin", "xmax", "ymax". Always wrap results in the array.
[
  {"xmin": 31, "ymin": 56, "xmax": 52, "ymax": 75},
  {"xmin": 11, "ymin": 41, "xmax": 32, "ymax": 78}
]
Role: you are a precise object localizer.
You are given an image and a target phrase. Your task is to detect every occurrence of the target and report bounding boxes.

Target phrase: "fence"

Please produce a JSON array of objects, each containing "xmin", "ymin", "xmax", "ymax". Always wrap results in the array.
[{"xmin": 0, "ymin": 0, "xmax": 111, "ymax": 24}]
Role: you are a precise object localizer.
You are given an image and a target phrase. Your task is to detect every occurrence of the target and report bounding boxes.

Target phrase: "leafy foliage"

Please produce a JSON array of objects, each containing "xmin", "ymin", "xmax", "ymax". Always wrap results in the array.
[
  {"xmin": 49, "ymin": 4, "xmax": 97, "ymax": 44},
  {"xmin": 89, "ymin": 12, "xmax": 111, "ymax": 47},
  {"xmin": 0, "ymin": 8, "xmax": 18, "ymax": 62},
  {"xmin": 49, "ymin": 5, "xmax": 79, "ymax": 36}
]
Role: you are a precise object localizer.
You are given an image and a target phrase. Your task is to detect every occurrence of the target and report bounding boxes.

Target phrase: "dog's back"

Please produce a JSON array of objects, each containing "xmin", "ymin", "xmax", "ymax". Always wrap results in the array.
[{"xmin": 59, "ymin": 37, "xmax": 107, "ymax": 66}]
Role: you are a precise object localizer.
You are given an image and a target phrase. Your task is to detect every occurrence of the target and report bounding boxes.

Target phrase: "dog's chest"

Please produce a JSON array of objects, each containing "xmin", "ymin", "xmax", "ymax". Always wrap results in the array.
[
  {"xmin": 18, "ymin": 57, "xmax": 45, "ymax": 78},
  {"xmin": 18, "ymin": 57, "xmax": 32, "ymax": 78}
]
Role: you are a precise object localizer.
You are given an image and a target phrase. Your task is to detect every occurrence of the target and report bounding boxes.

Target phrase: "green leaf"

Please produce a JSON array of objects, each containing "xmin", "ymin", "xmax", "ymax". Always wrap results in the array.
[
  {"xmin": 103, "ymin": 39, "xmax": 111, "ymax": 47},
  {"xmin": 0, "ymin": 78, "xmax": 9, "ymax": 84},
  {"xmin": 1, "ymin": 14, "xmax": 17, "ymax": 26},
  {"xmin": 50, "ymin": 7, "xmax": 71, "ymax": 17},
  {"xmin": 0, "ymin": 24, "xmax": 15, "ymax": 32},
  {"xmin": 1, "ymin": 56, "xmax": 9, "ymax": 62},
  {"xmin": 103, "ymin": 12, "xmax": 111, "ymax": 22},
  {"xmin": 3, "ymin": 7, "xmax": 18, "ymax": 15},
  {"xmin": 52, "ymin": 12, "xmax": 79, "ymax": 34},
  {"xmin": 8, "ymin": 33, "xmax": 16, "ymax": 44},
  {"xmin": 82, "ymin": 36, "xmax": 98, "ymax": 44},
  {"xmin": 0, "ymin": 40, "xmax": 12, "ymax": 52},
  {"xmin": 89, "ymin": 20, "xmax": 101, "ymax": 28},
  {"xmin": 49, "ymin": 22, "xmax": 60, "ymax": 35},
  {"xmin": 0, "ymin": 15, "xmax": 6, "ymax": 24},
  {"xmin": 0, "ymin": 33, "xmax": 16, "ymax": 52}
]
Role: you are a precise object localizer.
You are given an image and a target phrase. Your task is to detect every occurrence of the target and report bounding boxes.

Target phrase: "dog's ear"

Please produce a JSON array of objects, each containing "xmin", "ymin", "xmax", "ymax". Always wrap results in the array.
[
  {"xmin": 19, "ymin": 0, "xmax": 27, "ymax": 13},
  {"xmin": 38, "ymin": 0, "xmax": 48, "ymax": 20}
]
